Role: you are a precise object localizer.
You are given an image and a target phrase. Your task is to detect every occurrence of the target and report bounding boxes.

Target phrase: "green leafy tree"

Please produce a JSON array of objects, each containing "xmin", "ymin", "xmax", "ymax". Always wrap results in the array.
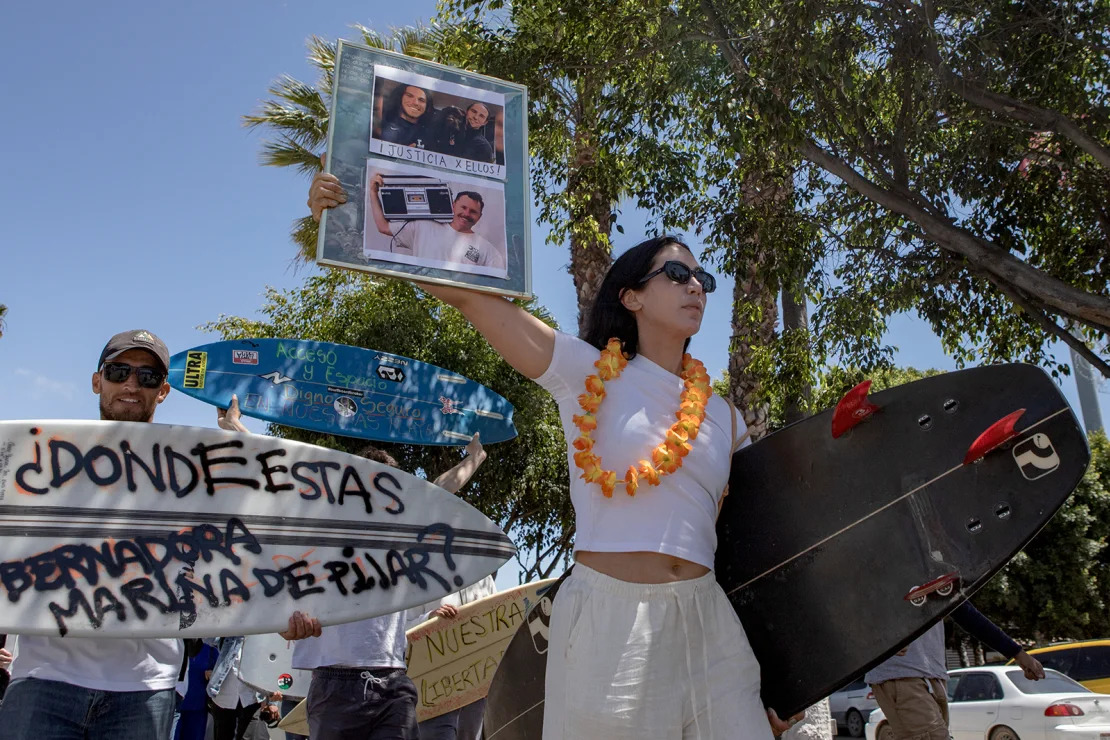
[
  {"xmin": 203, "ymin": 271, "xmax": 573, "ymax": 581},
  {"xmin": 975, "ymin": 431, "xmax": 1110, "ymax": 642},
  {"xmin": 0, "ymin": 303, "xmax": 7, "ymax": 338},
  {"xmin": 689, "ymin": 0, "xmax": 1110, "ymax": 378},
  {"xmin": 442, "ymin": 0, "xmax": 1110, "ymax": 424}
]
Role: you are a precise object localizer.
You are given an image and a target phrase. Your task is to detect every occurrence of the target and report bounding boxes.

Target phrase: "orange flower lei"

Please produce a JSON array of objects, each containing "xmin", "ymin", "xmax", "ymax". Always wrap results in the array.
[{"xmin": 572, "ymin": 338, "xmax": 711, "ymax": 498}]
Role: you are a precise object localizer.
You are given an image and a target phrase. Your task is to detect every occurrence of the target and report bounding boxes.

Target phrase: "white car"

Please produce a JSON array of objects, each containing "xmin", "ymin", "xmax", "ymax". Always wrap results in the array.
[
  {"xmin": 829, "ymin": 677, "xmax": 879, "ymax": 737},
  {"xmin": 864, "ymin": 666, "xmax": 1110, "ymax": 740}
]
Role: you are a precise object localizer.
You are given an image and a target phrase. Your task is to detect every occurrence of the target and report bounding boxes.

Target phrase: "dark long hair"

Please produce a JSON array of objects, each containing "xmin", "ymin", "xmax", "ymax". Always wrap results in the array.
[
  {"xmin": 382, "ymin": 83, "xmax": 436, "ymax": 128},
  {"xmin": 581, "ymin": 235, "xmax": 694, "ymax": 357}
]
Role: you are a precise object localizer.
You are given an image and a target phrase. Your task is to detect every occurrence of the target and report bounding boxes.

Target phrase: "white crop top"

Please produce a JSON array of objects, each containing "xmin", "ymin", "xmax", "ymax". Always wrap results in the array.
[{"xmin": 536, "ymin": 331, "xmax": 750, "ymax": 569}]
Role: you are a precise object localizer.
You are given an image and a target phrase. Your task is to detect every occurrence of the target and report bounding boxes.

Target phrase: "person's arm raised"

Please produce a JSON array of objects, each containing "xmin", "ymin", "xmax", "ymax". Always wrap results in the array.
[
  {"xmin": 216, "ymin": 394, "xmax": 249, "ymax": 433},
  {"xmin": 416, "ymin": 280, "xmax": 555, "ymax": 380},
  {"xmin": 432, "ymin": 433, "xmax": 487, "ymax": 494},
  {"xmin": 367, "ymin": 173, "xmax": 395, "ymax": 237},
  {"xmin": 308, "ymin": 165, "xmax": 555, "ymax": 378}
]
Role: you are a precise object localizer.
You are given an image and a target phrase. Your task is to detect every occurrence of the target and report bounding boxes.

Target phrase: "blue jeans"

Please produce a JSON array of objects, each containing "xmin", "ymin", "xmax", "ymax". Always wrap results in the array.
[
  {"xmin": 0, "ymin": 677, "xmax": 175, "ymax": 740},
  {"xmin": 282, "ymin": 697, "xmax": 308, "ymax": 740},
  {"xmin": 417, "ymin": 699, "xmax": 486, "ymax": 740}
]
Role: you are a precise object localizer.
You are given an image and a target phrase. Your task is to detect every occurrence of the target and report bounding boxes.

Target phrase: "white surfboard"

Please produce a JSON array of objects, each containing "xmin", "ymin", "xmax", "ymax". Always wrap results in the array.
[
  {"xmin": 0, "ymin": 420, "xmax": 515, "ymax": 638},
  {"xmin": 238, "ymin": 632, "xmax": 313, "ymax": 700},
  {"xmin": 406, "ymin": 579, "xmax": 556, "ymax": 721}
]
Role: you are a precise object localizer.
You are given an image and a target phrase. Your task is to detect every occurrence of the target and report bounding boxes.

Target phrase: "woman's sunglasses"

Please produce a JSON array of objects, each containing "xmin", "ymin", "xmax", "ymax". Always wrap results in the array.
[
  {"xmin": 100, "ymin": 362, "xmax": 166, "ymax": 389},
  {"xmin": 637, "ymin": 260, "xmax": 717, "ymax": 294}
]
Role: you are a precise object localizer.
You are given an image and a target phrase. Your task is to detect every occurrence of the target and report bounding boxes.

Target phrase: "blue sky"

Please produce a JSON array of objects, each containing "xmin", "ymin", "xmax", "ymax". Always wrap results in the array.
[{"xmin": 1, "ymin": 3, "xmax": 1104, "ymax": 473}]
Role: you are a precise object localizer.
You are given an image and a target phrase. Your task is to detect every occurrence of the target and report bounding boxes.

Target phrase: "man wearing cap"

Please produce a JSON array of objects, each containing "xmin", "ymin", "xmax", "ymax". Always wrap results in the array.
[{"xmin": 0, "ymin": 330, "xmax": 182, "ymax": 739}]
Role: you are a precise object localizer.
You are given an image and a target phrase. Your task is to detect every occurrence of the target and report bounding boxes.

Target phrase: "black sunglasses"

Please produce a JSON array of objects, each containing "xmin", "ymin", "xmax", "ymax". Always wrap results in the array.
[
  {"xmin": 637, "ymin": 260, "xmax": 717, "ymax": 294},
  {"xmin": 100, "ymin": 362, "xmax": 166, "ymax": 389}
]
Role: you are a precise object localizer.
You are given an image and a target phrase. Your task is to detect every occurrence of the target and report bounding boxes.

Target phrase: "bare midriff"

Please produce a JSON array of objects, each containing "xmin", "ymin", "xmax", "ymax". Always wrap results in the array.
[{"xmin": 575, "ymin": 550, "xmax": 711, "ymax": 584}]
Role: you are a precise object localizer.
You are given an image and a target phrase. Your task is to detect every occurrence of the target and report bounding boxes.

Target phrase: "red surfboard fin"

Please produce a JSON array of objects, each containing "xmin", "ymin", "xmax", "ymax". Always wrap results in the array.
[
  {"xmin": 831, "ymin": 381, "xmax": 879, "ymax": 438},
  {"xmin": 963, "ymin": 409, "xmax": 1026, "ymax": 465}
]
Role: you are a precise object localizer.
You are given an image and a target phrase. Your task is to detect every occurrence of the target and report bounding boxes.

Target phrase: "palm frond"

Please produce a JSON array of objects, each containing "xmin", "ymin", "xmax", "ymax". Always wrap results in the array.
[
  {"xmin": 266, "ymin": 76, "xmax": 329, "ymax": 119},
  {"xmin": 244, "ymin": 102, "xmax": 327, "ymax": 148},
  {"xmin": 305, "ymin": 35, "xmax": 336, "ymax": 74},
  {"xmin": 352, "ymin": 23, "xmax": 438, "ymax": 60},
  {"xmin": 257, "ymin": 137, "xmax": 325, "ymax": 174},
  {"xmin": 291, "ymin": 216, "xmax": 319, "ymax": 263},
  {"xmin": 392, "ymin": 27, "xmax": 438, "ymax": 60},
  {"xmin": 353, "ymin": 25, "xmax": 391, "ymax": 50}
]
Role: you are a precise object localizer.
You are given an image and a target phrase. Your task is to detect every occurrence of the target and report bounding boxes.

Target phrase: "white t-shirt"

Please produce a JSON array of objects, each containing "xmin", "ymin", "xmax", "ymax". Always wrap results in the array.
[
  {"xmin": 387, "ymin": 220, "xmax": 507, "ymax": 278},
  {"xmin": 536, "ymin": 331, "xmax": 749, "ymax": 570},
  {"xmin": 291, "ymin": 608, "xmax": 422, "ymax": 671},
  {"xmin": 210, "ymin": 668, "xmax": 261, "ymax": 709},
  {"xmin": 12, "ymin": 635, "xmax": 182, "ymax": 692}
]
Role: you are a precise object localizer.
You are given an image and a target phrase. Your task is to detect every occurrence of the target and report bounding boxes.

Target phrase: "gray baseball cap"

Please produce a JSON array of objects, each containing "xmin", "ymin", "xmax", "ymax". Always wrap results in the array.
[{"xmin": 97, "ymin": 329, "xmax": 170, "ymax": 374}]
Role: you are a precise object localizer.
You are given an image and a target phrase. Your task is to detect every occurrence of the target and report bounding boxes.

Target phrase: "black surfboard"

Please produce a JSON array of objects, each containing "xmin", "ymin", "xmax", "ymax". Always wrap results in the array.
[
  {"xmin": 717, "ymin": 363, "xmax": 1089, "ymax": 716},
  {"xmin": 483, "ymin": 570, "xmax": 571, "ymax": 739},
  {"xmin": 484, "ymin": 364, "xmax": 1090, "ymax": 737}
]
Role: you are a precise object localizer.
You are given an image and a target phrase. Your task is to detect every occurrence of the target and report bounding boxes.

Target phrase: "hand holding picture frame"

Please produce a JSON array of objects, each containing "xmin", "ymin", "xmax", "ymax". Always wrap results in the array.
[{"xmin": 317, "ymin": 41, "xmax": 531, "ymax": 299}]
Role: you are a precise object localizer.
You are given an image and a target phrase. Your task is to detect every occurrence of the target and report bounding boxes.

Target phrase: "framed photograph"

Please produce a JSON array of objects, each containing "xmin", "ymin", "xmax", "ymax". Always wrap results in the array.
[{"xmin": 318, "ymin": 40, "xmax": 531, "ymax": 299}]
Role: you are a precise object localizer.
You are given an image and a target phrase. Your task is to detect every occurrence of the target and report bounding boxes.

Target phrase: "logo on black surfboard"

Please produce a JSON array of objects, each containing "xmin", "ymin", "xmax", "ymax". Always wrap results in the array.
[
  {"xmin": 1012, "ymin": 433, "xmax": 1060, "ymax": 480},
  {"xmin": 528, "ymin": 595, "xmax": 553, "ymax": 654}
]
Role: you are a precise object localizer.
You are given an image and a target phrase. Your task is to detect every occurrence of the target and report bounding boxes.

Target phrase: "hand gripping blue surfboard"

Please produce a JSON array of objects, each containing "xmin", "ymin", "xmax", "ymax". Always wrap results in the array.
[{"xmin": 168, "ymin": 339, "xmax": 516, "ymax": 446}]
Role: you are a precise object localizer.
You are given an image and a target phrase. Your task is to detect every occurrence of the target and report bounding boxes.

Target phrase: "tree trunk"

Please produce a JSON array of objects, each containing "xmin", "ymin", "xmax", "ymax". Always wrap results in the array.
[
  {"xmin": 727, "ymin": 167, "xmax": 831, "ymax": 737},
  {"xmin": 727, "ymin": 170, "xmax": 788, "ymax": 440},
  {"xmin": 781, "ymin": 285, "xmax": 812, "ymax": 425},
  {"xmin": 568, "ymin": 227, "xmax": 613, "ymax": 335},
  {"xmin": 728, "ymin": 255, "xmax": 779, "ymax": 440},
  {"xmin": 565, "ymin": 90, "xmax": 616, "ymax": 332}
]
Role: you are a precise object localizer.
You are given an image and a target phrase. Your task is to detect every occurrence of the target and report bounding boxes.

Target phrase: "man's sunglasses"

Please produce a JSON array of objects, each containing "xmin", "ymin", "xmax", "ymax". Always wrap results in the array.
[
  {"xmin": 637, "ymin": 260, "xmax": 717, "ymax": 294},
  {"xmin": 100, "ymin": 362, "xmax": 166, "ymax": 389}
]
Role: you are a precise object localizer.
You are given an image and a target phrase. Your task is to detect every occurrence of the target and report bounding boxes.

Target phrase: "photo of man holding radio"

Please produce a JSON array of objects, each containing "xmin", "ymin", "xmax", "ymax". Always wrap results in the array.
[{"xmin": 365, "ymin": 168, "xmax": 508, "ymax": 278}]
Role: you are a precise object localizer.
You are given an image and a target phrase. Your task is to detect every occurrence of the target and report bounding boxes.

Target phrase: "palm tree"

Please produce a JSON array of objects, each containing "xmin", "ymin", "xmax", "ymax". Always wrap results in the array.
[{"xmin": 0, "ymin": 303, "xmax": 8, "ymax": 339}]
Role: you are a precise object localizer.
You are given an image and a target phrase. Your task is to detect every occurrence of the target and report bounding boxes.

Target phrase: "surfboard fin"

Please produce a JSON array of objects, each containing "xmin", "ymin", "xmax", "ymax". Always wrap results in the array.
[
  {"xmin": 963, "ymin": 409, "xmax": 1026, "ymax": 465},
  {"xmin": 904, "ymin": 572, "xmax": 960, "ymax": 606},
  {"xmin": 831, "ymin": 380, "xmax": 880, "ymax": 438}
]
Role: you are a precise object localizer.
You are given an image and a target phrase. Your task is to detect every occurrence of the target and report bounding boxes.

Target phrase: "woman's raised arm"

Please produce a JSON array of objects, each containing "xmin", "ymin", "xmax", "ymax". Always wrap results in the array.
[{"xmin": 417, "ymin": 281, "xmax": 555, "ymax": 380}]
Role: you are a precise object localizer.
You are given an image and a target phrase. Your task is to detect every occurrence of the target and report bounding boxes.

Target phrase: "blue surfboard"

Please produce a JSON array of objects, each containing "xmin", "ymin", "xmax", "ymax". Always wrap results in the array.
[{"xmin": 167, "ymin": 339, "xmax": 517, "ymax": 446}]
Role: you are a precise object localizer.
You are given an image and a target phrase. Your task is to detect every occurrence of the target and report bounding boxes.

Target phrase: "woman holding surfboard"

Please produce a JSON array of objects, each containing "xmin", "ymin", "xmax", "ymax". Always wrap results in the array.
[{"xmin": 310, "ymin": 176, "xmax": 797, "ymax": 739}]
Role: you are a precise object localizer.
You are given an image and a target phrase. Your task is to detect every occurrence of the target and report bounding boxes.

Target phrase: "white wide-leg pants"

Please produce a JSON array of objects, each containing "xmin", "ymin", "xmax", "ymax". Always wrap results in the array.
[{"xmin": 542, "ymin": 563, "xmax": 773, "ymax": 740}]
